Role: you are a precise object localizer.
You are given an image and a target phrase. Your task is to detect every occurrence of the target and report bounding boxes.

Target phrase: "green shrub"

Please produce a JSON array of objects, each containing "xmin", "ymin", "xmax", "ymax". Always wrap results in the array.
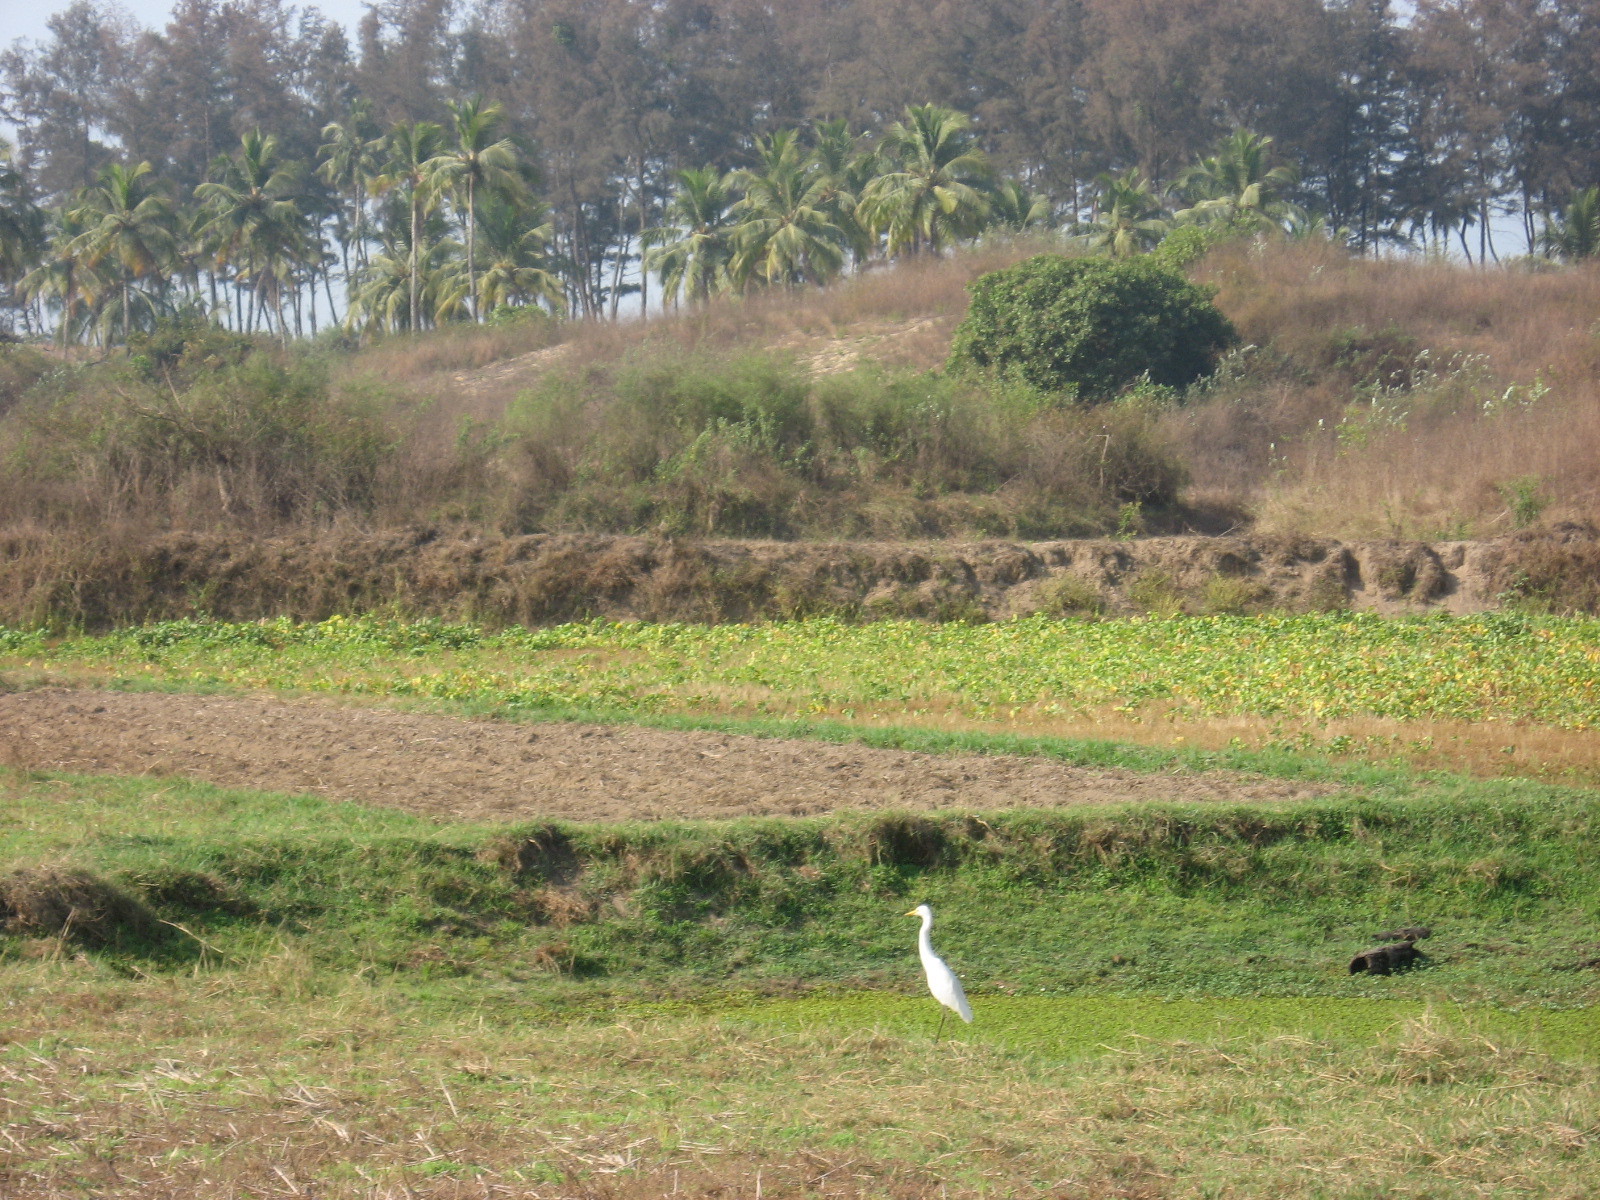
[
  {"xmin": 1496, "ymin": 476, "xmax": 1549, "ymax": 530},
  {"xmin": 126, "ymin": 311, "xmax": 262, "ymax": 387},
  {"xmin": 1322, "ymin": 325, "xmax": 1420, "ymax": 390},
  {"xmin": 948, "ymin": 255, "xmax": 1238, "ymax": 400},
  {"xmin": 1033, "ymin": 574, "xmax": 1106, "ymax": 617},
  {"xmin": 1202, "ymin": 574, "xmax": 1273, "ymax": 615},
  {"xmin": 1126, "ymin": 569, "xmax": 1188, "ymax": 615},
  {"xmin": 0, "ymin": 345, "xmax": 51, "ymax": 419},
  {"xmin": 1151, "ymin": 222, "xmax": 1243, "ymax": 269}
]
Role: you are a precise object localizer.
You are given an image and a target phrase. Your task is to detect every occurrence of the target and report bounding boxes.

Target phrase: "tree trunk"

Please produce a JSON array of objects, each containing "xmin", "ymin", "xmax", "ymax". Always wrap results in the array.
[
  {"xmin": 636, "ymin": 158, "xmax": 650, "ymax": 319},
  {"xmin": 324, "ymin": 263, "xmax": 339, "ymax": 327},
  {"xmin": 467, "ymin": 174, "xmax": 478, "ymax": 322},
  {"xmin": 609, "ymin": 234, "xmax": 626, "ymax": 321},
  {"xmin": 410, "ymin": 185, "xmax": 421, "ymax": 333},
  {"xmin": 355, "ymin": 178, "xmax": 369, "ymax": 269}
]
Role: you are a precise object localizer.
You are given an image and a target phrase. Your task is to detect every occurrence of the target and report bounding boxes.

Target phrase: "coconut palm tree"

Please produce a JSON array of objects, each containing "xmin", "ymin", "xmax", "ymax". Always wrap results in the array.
[
  {"xmin": 1539, "ymin": 187, "xmax": 1600, "ymax": 261},
  {"xmin": 1174, "ymin": 129, "xmax": 1301, "ymax": 231},
  {"xmin": 345, "ymin": 217, "xmax": 463, "ymax": 334},
  {"xmin": 427, "ymin": 97, "xmax": 524, "ymax": 321},
  {"xmin": 474, "ymin": 193, "xmax": 564, "ymax": 314},
  {"xmin": 1082, "ymin": 170, "xmax": 1169, "ymax": 257},
  {"xmin": 371, "ymin": 121, "xmax": 446, "ymax": 334},
  {"xmin": 988, "ymin": 179, "xmax": 1054, "ymax": 233},
  {"xmin": 858, "ymin": 104, "xmax": 993, "ymax": 257},
  {"xmin": 19, "ymin": 210, "xmax": 101, "ymax": 353},
  {"xmin": 317, "ymin": 99, "xmax": 382, "ymax": 276},
  {"xmin": 807, "ymin": 118, "xmax": 876, "ymax": 266},
  {"xmin": 642, "ymin": 167, "xmax": 741, "ymax": 307},
  {"xmin": 196, "ymin": 130, "xmax": 310, "ymax": 335},
  {"xmin": 0, "ymin": 137, "xmax": 45, "ymax": 298},
  {"xmin": 729, "ymin": 129, "xmax": 849, "ymax": 288},
  {"xmin": 67, "ymin": 160, "xmax": 178, "ymax": 343}
]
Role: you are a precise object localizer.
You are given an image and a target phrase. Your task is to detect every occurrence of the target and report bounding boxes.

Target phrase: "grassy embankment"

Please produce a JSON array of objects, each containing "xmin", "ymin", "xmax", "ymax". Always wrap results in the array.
[{"xmin": 5, "ymin": 611, "xmax": 1600, "ymax": 1006}]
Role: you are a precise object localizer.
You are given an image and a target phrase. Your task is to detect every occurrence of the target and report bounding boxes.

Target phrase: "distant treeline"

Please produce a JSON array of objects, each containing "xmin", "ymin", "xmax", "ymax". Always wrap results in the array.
[{"xmin": 1, "ymin": 0, "xmax": 1599, "ymax": 337}]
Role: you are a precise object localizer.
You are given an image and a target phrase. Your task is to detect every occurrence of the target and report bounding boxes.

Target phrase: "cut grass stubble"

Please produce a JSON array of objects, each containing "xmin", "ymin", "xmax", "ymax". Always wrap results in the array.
[{"xmin": 2, "ymin": 964, "xmax": 1599, "ymax": 1199}]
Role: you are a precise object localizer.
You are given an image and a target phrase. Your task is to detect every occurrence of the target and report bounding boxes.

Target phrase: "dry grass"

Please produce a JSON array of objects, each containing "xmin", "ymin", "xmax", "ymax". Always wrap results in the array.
[
  {"xmin": 1186, "ymin": 243, "xmax": 1600, "ymax": 536},
  {"xmin": 373, "ymin": 237, "xmax": 1053, "ymax": 432},
  {"xmin": 557, "ymin": 236, "xmax": 1051, "ymax": 370},
  {"xmin": 333, "ymin": 315, "xmax": 563, "ymax": 391},
  {"xmin": 0, "ymin": 961, "xmax": 1596, "ymax": 1198},
  {"xmin": 0, "ymin": 866, "xmax": 156, "ymax": 945}
]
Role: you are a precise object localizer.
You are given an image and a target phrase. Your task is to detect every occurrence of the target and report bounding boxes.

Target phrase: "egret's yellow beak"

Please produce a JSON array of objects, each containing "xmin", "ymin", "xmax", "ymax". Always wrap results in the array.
[{"xmin": 903, "ymin": 909, "xmax": 918, "ymax": 917}]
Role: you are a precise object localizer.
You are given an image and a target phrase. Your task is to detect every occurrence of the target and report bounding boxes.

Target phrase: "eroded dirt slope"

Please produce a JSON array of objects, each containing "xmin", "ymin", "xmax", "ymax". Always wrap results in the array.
[
  {"xmin": 0, "ymin": 689, "xmax": 1334, "ymax": 823},
  {"xmin": 8, "ymin": 524, "xmax": 1599, "ymax": 630}
]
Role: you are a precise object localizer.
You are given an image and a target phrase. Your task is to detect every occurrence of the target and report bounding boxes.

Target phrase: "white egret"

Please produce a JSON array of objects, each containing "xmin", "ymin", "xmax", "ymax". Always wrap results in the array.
[{"xmin": 905, "ymin": 903, "xmax": 972, "ymax": 1040}]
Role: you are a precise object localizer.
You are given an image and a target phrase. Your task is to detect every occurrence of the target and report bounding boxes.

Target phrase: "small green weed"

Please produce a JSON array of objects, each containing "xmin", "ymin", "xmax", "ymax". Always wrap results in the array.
[
  {"xmin": 1125, "ymin": 569, "xmax": 1187, "ymax": 615},
  {"xmin": 1201, "ymin": 574, "xmax": 1271, "ymax": 614},
  {"xmin": 1498, "ymin": 475, "xmax": 1549, "ymax": 529}
]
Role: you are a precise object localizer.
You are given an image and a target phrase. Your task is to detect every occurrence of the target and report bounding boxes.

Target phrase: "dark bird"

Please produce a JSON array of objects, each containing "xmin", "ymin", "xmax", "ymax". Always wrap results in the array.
[{"xmin": 1350, "ymin": 941, "xmax": 1423, "ymax": 975}]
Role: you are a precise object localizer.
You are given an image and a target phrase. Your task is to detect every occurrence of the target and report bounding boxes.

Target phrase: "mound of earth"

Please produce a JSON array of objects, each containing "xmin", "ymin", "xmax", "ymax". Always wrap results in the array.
[
  {"xmin": 7, "ymin": 525, "xmax": 1598, "ymax": 630},
  {"xmin": 0, "ymin": 689, "xmax": 1334, "ymax": 823}
]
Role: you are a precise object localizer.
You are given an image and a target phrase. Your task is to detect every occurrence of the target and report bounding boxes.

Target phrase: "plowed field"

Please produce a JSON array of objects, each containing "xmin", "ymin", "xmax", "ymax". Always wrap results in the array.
[{"xmin": 0, "ymin": 688, "xmax": 1334, "ymax": 822}]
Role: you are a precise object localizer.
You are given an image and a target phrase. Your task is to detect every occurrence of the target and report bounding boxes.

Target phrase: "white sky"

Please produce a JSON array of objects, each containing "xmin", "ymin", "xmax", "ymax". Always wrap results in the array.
[{"xmin": 1, "ymin": 0, "xmax": 373, "ymax": 50}]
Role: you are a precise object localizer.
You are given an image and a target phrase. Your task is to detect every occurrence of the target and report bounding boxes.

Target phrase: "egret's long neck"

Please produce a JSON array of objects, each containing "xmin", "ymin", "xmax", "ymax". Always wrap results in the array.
[{"xmin": 917, "ymin": 912, "xmax": 935, "ymax": 957}]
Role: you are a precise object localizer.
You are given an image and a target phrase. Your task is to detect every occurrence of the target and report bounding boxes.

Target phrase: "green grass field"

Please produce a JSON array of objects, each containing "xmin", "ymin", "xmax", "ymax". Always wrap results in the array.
[{"xmin": 4, "ymin": 612, "xmax": 1600, "ymax": 1195}]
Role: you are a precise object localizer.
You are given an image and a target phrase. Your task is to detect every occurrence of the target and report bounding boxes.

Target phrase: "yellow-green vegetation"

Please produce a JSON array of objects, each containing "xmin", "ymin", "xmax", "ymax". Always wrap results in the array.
[{"xmin": 6, "ymin": 609, "xmax": 1599, "ymax": 729}]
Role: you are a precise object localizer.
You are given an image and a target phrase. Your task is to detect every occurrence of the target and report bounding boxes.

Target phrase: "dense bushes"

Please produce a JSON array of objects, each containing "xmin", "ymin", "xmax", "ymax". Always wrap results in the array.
[
  {"xmin": 948, "ymin": 255, "xmax": 1237, "ymax": 398},
  {"xmin": 0, "ymin": 336, "xmax": 1188, "ymax": 539},
  {"xmin": 0, "ymin": 345, "xmax": 50, "ymax": 421},
  {"xmin": 1, "ymin": 347, "xmax": 395, "ymax": 526},
  {"xmin": 498, "ymin": 350, "xmax": 1188, "ymax": 537}
]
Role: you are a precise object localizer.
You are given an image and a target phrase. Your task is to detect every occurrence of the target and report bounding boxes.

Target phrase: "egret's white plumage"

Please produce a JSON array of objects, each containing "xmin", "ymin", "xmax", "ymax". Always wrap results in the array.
[{"xmin": 905, "ymin": 903, "xmax": 972, "ymax": 1037}]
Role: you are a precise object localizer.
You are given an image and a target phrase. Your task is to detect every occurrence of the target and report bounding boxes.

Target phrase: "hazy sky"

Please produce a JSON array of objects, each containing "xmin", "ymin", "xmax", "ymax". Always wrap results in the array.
[{"xmin": 1, "ymin": 0, "xmax": 374, "ymax": 50}]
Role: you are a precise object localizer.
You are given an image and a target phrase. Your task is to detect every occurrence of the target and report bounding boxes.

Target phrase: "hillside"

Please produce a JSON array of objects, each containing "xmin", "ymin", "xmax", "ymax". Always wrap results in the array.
[
  {"xmin": 5, "ymin": 238, "xmax": 1600, "ymax": 622},
  {"xmin": 334, "ymin": 237, "xmax": 1600, "ymax": 537}
]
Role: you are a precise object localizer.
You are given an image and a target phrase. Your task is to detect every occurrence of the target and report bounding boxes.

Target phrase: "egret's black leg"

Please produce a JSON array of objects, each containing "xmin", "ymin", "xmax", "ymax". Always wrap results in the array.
[{"xmin": 935, "ymin": 1009, "xmax": 947, "ymax": 1044}]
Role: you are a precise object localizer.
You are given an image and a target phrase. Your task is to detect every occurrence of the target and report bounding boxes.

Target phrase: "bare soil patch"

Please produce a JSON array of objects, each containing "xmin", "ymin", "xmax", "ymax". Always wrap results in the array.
[{"xmin": 0, "ymin": 688, "xmax": 1334, "ymax": 823}]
